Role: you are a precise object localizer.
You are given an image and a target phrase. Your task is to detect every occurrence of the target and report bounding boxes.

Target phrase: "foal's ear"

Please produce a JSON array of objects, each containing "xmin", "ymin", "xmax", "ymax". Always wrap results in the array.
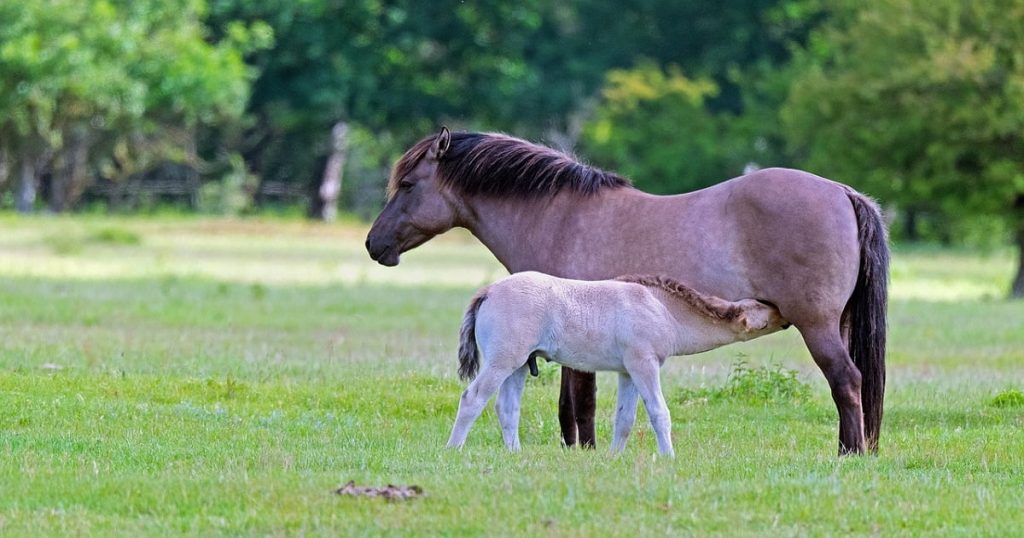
[{"xmin": 432, "ymin": 126, "xmax": 452, "ymax": 160}]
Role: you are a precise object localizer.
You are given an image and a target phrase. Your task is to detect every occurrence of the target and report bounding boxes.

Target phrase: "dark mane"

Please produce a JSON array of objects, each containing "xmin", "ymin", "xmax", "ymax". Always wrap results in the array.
[
  {"xmin": 388, "ymin": 132, "xmax": 631, "ymax": 199},
  {"xmin": 615, "ymin": 274, "xmax": 744, "ymax": 323}
]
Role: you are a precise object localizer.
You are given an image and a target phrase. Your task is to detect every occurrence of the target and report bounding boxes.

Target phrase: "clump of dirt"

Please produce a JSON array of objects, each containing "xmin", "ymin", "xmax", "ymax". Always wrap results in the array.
[{"xmin": 335, "ymin": 481, "xmax": 424, "ymax": 501}]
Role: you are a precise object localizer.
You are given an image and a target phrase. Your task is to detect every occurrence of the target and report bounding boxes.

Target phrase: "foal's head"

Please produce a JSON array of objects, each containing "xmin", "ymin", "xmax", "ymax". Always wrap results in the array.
[{"xmin": 731, "ymin": 299, "xmax": 788, "ymax": 334}]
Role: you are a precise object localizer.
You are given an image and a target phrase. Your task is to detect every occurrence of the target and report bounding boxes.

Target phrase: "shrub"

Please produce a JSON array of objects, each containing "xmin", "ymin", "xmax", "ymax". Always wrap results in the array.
[
  {"xmin": 989, "ymin": 389, "xmax": 1024, "ymax": 408},
  {"xmin": 90, "ymin": 227, "xmax": 142, "ymax": 245},
  {"xmin": 677, "ymin": 359, "xmax": 812, "ymax": 406}
]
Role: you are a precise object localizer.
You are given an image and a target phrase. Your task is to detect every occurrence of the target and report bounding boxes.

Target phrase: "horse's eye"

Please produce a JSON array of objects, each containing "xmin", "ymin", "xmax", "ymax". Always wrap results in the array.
[{"xmin": 399, "ymin": 181, "xmax": 415, "ymax": 191}]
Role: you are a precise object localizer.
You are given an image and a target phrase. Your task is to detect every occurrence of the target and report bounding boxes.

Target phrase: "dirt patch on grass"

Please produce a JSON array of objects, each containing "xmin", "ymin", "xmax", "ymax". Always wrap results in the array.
[{"xmin": 335, "ymin": 481, "xmax": 424, "ymax": 501}]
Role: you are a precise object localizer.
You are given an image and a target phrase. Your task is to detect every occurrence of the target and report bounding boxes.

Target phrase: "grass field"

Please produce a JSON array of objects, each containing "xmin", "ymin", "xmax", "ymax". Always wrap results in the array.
[{"xmin": 1, "ymin": 214, "xmax": 1022, "ymax": 536}]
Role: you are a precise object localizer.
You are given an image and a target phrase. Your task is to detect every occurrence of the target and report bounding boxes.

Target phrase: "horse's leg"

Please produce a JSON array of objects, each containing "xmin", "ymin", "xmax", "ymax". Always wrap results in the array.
[
  {"xmin": 495, "ymin": 365, "xmax": 528, "ymax": 451},
  {"xmin": 800, "ymin": 323, "xmax": 865, "ymax": 455},
  {"xmin": 624, "ymin": 353, "xmax": 674, "ymax": 458},
  {"xmin": 610, "ymin": 373, "xmax": 640, "ymax": 454},
  {"xmin": 558, "ymin": 367, "xmax": 577, "ymax": 447},
  {"xmin": 447, "ymin": 365, "xmax": 515, "ymax": 449},
  {"xmin": 572, "ymin": 370, "xmax": 598, "ymax": 448}
]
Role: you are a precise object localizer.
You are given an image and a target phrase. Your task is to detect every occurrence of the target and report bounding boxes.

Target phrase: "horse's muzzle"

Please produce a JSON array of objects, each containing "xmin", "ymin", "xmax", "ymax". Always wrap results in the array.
[{"xmin": 365, "ymin": 238, "xmax": 400, "ymax": 266}]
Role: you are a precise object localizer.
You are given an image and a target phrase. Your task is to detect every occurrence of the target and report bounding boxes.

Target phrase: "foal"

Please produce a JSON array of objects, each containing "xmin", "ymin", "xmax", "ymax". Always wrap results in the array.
[{"xmin": 446, "ymin": 272, "xmax": 788, "ymax": 457}]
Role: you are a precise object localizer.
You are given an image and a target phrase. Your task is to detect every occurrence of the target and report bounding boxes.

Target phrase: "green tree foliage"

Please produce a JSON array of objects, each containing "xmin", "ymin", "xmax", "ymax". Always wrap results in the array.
[
  {"xmin": 572, "ymin": 0, "xmax": 821, "ymax": 114},
  {"xmin": 202, "ymin": 0, "xmax": 821, "ymax": 214},
  {"xmin": 581, "ymin": 62, "xmax": 744, "ymax": 194},
  {"xmin": 205, "ymin": 0, "xmax": 584, "ymax": 210},
  {"xmin": 783, "ymin": 0, "xmax": 1024, "ymax": 295},
  {"xmin": 0, "ymin": 0, "xmax": 253, "ymax": 211},
  {"xmin": 572, "ymin": 0, "xmax": 826, "ymax": 190}
]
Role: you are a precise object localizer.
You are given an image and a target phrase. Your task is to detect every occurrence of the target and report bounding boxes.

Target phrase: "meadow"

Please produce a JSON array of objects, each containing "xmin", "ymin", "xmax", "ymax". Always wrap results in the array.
[{"xmin": 1, "ymin": 214, "xmax": 1022, "ymax": 536}]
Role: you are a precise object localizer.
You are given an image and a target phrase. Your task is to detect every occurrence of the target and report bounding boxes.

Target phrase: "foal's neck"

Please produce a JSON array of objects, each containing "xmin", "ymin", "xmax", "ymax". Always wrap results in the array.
[{"xmin": 653, "ymin": 290, "xmax": 749, "ymax": 355}]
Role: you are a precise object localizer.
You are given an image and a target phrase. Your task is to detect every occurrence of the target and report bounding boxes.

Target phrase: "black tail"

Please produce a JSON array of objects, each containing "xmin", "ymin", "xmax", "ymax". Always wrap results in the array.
[
  {"xmin": 846, "ymin": 191, "xmax": 890, "ymax": 453},
  {"xmin": 458, "ymin": 290, "xmax": 487, "ymax": 381}
]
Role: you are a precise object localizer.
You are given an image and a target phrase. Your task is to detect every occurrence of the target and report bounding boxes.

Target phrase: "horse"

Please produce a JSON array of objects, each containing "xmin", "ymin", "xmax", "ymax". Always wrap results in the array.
[
  {"xmin": 366, "ymin": 127, "xmax": 889, "ymax": 455},
  {"xmin": 447, "ymin": 271, "xmax": 790, "ymax": 457}
]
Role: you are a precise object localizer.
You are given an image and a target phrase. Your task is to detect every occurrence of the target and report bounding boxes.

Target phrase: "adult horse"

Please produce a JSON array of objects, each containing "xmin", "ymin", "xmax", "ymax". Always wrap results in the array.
[{"xmin": 366, "ymin": 127, "xmax": 888, "ymax": 455}]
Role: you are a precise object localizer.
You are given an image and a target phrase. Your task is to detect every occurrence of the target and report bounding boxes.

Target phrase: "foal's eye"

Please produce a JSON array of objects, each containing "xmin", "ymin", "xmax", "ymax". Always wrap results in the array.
[{"xmin": 399, "ymin": 181, "xmax": 415, "ymax": 191}]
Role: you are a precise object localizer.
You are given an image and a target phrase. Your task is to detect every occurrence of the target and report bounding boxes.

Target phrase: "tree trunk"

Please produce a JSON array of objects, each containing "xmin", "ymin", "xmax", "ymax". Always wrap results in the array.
[
  {"xmin": 318, "ymin": 121, "xmax": 349, "ymax": 222},
  {"xmin": 905, "ymin": 208, "xmax": 920, "ymax": 242},
  {"xmin": 0, "ymin": 146, "xmax": 9, "ymax": 190},
  {"xmin": 1012, "ymin": 194, "xmax": 1024, "ymax": 298},
  {"xmin": 15, "ymin": 159, "xmax": 37, "ymax": 213},
  {"xmin": 49, "ymin": 126, "xmax": 90, "ymax": 212}
]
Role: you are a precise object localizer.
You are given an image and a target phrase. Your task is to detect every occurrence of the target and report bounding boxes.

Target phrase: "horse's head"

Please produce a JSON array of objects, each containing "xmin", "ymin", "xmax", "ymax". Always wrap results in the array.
[{"xmin": 366, "ymin": 127, "xmax": 462, "ymax": 266}]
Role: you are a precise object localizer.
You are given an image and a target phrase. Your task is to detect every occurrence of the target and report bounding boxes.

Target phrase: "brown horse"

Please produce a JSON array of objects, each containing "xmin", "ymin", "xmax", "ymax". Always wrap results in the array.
[{"xmin": 366, "ymin": 127, "xmax": 889, "ymax": 455}]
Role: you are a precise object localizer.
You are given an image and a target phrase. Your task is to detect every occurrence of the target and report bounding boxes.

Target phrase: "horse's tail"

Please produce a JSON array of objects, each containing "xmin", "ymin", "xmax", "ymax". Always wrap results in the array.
[
  {"xmin": 458, "ymin": 289, "xmax": 488, "ymax": 381},
  {"xmin": 845, "ymin": 190, "xmax": 890, "ymax": 453}
]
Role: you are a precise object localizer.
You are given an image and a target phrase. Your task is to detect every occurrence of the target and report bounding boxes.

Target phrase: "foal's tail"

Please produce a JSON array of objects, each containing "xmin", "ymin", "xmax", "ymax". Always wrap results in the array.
[
  {"xmin": 458, "ymin": 289, "xmax": 488, "ymax": 381},
  {"xmin": 845, "ymin": 190, "xmax": 890, "ymax": 453}
]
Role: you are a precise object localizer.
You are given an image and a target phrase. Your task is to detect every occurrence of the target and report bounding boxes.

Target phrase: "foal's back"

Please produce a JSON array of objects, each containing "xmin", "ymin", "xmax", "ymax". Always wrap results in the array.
[{"xmin": 475, "ymin": 272, "xmax": 673, "ymax": 371}]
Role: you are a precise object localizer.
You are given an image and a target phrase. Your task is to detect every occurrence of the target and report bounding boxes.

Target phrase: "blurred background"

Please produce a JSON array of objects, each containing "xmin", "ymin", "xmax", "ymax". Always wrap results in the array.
[{"xmin": 1, "ymin": 0, "xmax": 1022, "ymax": 295}]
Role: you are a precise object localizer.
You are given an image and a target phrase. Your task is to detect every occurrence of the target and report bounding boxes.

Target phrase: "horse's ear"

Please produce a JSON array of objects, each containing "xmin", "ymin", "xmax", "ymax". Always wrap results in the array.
[{"xmin": 433, "ymin": 126, "xmax": 451, "ymax": 160}]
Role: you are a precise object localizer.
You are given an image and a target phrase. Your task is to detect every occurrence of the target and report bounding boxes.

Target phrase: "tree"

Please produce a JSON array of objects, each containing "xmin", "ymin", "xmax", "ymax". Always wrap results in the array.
[
  {"xmin": 206, "ymin": 0, "xmax": 590, "ymax": 217},
  {"xmin": 783, "ymin": 0, "xmax": 1024, "ymax": 297},
  {"xmin": 580, "ymin": 62, "xmax": 742, "ymax": 194},
  {"xmin": 570, "ymin": 0, "xmax": 825, "ymax": 113},
  {"xmin": 205, "ymin": 1, "xmax": 824, "ymax": 218},
  {"xmin": 0, "ymin": 0, "xmax": 254, "ymax": 212},
  {"xmin": 569, "ymin": 0, "xmax": 829, "ymax": 189}
]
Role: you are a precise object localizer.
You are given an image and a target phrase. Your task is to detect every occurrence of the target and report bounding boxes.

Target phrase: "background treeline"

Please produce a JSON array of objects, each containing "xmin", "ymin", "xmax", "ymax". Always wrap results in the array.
[{"xmin": 1, "ymin": 0, "xmax": 1023, "ymax": 293}]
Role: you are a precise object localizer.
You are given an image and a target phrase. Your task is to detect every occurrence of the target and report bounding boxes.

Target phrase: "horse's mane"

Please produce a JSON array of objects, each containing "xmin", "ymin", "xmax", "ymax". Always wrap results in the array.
[
  {"xmin": 615, "ymin": 275, "xmax": 745, "ymax": 323},
  {"xmin": 388, "ymin": 132, "xmax": 631, "ymax": 199}
]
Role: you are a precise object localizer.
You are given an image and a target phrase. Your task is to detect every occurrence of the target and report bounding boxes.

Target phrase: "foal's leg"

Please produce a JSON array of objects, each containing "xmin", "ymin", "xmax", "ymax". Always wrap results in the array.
[
  {"xmin": 495, "ymin": 365, "xmax": 528, "ymax": 451},
  {"xmin": 624, "ymin": 352, "xmax": 674, "ymax": 458},
  {"xmin": 447, "ymin": 365, "xmax": 515, "ymax": 449},
  {"xmin": 610, "ymin": 373, "xmax": 640, "ymax": 454}
]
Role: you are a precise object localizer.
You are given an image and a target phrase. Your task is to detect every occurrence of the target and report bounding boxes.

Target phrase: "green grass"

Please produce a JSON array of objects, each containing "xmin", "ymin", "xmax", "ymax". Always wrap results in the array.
[{"xmin": 1, "ymin": 214, "xmax": 1022, "ymax": 535}]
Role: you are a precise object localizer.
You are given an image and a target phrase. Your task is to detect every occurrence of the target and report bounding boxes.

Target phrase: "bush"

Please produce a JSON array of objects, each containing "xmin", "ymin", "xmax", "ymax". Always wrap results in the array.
[
  {"xmin": 676, "ymin": 359, "xmax": 812, "ymax": 406},
  {"xmin": 198, "ymin": 154, "xmax": 258, "ymax": 216},
  {"xmin": 989, "ymin": 389, "xmax": 1024, "ymax": 408},
  {"xmin": 90, "ymin": 227, "xmax": 142, "ymax": 245}
]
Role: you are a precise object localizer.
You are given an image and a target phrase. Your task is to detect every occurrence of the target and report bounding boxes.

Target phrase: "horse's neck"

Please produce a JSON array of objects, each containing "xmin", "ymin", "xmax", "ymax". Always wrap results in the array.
[{"xmin": 462, "ymin": 188, "xmax": 660, "ymax": 275}]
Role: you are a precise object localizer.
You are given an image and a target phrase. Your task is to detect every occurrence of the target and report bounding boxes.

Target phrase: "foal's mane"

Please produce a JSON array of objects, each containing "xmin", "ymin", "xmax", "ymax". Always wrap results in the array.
[
  {"xmin": 615, "ymin": 275, "xmax": 744, "ymax": 323},
  {"xmin": 388, "ymin": 132, "xmax": 631, "ymax": 199}
]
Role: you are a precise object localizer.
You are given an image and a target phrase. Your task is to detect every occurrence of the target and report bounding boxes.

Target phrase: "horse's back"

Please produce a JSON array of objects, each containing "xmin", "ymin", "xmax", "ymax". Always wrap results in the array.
[{"xmin": 627, "ymin": 168, "xmax": 861, "ymax": 321}]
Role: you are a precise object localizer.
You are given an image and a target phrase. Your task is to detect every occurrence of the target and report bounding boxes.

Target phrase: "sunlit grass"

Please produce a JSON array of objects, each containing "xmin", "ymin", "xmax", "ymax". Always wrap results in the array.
[{"xmin": 0, "ymin": 213, "xmax": 1022, "ymax": 535}]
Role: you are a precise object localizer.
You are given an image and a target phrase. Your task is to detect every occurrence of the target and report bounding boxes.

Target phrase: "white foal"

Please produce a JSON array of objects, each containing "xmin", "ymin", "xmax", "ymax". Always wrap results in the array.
[{"xmin": 446, "ymin": 271, "xmax": 788, "ymax": 457}]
